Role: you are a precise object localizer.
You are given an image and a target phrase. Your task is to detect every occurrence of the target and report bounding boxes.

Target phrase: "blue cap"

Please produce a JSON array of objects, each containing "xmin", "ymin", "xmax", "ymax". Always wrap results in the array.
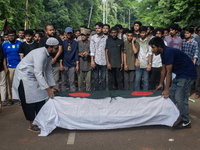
[{"xmin": 65, "ymin": 27, "xmax": 73, "ymax": 33}]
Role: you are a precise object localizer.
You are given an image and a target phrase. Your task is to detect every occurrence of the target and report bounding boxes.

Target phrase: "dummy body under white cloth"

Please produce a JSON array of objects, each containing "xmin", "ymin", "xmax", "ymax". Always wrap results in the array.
[{"xmin": 33, "ymin": 96, "xmax": 179, "ymax": 136}]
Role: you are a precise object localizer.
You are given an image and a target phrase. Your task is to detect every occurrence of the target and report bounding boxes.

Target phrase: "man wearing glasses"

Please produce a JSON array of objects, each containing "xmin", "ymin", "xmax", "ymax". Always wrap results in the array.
[{"xmin": 2, "ymin": 29, "xmax": 22, "ymax": 106}]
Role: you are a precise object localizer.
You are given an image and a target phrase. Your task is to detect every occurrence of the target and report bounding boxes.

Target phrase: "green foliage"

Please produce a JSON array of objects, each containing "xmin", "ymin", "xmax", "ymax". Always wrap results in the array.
[
  {"xmin": 1, "ymin": 0, "xmax": 199, "ymax": 31},
  {"xmin": 136, "ymin": 0, "xmax": 200, "ymax": 28}
]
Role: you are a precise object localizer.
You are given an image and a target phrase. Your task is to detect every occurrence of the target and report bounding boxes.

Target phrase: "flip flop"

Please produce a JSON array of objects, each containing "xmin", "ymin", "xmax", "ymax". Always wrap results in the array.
[{"xmin": 28, "ymin": 125, "xmax": 40, "ymax": 133}]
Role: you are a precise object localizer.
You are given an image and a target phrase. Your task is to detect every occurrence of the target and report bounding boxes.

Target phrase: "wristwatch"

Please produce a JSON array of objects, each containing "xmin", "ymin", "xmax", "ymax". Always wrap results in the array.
[{"xmin": 148, "ymin": 63, "xmax": 152, "ymax": 65}]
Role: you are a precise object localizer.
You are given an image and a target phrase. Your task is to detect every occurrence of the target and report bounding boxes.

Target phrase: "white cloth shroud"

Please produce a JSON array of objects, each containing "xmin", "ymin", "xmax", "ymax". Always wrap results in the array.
[{"xmin": 33, "ymin": 96, "xmax": 180, "ymax": 136}]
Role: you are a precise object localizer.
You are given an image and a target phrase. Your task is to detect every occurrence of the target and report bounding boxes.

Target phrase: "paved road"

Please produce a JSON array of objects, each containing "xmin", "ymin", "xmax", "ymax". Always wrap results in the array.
[{"xmin": 0, "ymin": 96, "xmax": 200, "ymax": 150}]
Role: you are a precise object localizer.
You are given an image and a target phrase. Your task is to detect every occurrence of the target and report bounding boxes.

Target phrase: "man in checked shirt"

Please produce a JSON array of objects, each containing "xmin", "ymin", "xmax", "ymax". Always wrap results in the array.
[
  {"xmin": 90, "ymin": 22, "xmax": 108, "ymax": 91},
  {"xmin": 182, "ymin": 28, "xmax": 198, "ymax": 64}
]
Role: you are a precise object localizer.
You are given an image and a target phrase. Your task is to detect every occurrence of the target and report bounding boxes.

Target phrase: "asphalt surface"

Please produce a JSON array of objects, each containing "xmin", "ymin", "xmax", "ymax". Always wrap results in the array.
[{"xmin": 0, "ymin": 95, "xmax": 200, "ymax": 150}]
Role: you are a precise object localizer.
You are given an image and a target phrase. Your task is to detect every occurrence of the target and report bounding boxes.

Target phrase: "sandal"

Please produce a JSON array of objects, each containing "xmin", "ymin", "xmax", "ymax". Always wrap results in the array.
[{"xmin": 28, "ymin": 125, "xmax": 40, "ymax": 133}]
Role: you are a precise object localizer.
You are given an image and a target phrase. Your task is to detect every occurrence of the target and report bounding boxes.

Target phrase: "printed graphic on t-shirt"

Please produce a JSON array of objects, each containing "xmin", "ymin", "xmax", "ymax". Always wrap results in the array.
[{"xmin": 68, "ymin": 46, "xmax": 71, "ymax": 51}]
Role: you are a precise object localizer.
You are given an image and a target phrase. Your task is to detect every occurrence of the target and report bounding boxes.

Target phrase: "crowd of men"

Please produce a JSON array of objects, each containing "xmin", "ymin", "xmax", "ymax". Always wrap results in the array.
[{"xmin": 0, "ymin": 21, "xmax": 200, "ymax": 131}]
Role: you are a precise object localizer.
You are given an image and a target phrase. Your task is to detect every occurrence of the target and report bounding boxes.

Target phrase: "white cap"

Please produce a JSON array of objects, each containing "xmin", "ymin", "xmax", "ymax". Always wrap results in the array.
[{"xmin": 46, "ymin": 37, "xmax": 59, "ymax": 46}]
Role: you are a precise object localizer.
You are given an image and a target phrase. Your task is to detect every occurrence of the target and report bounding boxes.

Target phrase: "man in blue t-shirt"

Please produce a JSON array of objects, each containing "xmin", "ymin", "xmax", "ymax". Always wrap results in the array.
[
  {"xmin": 60, "ymin": 27, "xmax": 79, "ymax": 91},
  {"xmin": 2, "ymin": 29, "xmax": 22, "ymax": 105},
  {"xmin": 149, "ymin": 37, "xmax": 197, "ymax": 129}
]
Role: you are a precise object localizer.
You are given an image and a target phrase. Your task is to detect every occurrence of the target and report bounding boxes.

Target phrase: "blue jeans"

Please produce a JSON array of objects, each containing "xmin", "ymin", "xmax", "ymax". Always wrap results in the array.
[
  {"xmin": 135, "ymin": 67, "xmax": 149, "ymax": 91},
  {"xmin": 93, "ymin": 64, "xmax": 107, "ymax": 91},
  {"xmin": 169, "ymin": 78, "xmax": 194, "ymax": 122}
]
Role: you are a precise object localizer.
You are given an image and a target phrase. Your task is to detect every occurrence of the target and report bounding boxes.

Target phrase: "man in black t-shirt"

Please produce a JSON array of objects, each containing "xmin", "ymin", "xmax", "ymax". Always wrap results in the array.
[
  {"xmin": 105, "ymin": 27, "xmax": 124, "ymax": 90},
  {"xmin": 19, "ymin": 29, "xmax": 38, "ymax": 60},
  {"xmin": 39, "ymin": 24, "xmax": 63, "ymax": 88}
]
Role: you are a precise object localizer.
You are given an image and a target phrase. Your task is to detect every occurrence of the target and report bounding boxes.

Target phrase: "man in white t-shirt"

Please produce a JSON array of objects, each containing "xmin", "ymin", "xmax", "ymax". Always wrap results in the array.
[{"xmin": 149, "ymin": 27, "xmax": 167, "ymax": 90}]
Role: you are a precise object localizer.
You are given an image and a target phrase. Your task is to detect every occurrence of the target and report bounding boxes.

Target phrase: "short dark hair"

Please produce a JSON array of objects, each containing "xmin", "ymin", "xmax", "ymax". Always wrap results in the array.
[
  {"xmin": 115, "ymin": 24, "xmax": 123, "ymax": 29},
  {"xmin": 185, "ymin": 28, "xmax": 194, "ymax": 34},
  {"xmin": 19, "ymin": 29, "xmax": 24, "ymax": 32},
  {"xmin": 75, "ymin": 30, "xmax": 80, "ymax": 33},
  {"xmin": 196, "ymin": 26, "xmax": 200, "ymax": 32},
  {"xmin": 45, "ymin": 24, "xmax": 54, "ymax": 30},
  {"xmin": 103, "ymin": 24, "xmax": 110, "ymax": 29},
  {"xmin": 80, "ymin": 25, "xmax": 87, "ymax": 28},
  {"xmin": 148, "ymin": 26, "xmax": 154, "ymax": 31},
  {"xmin": 164, "ymin": 28, "xmax": 169, "ymax": 32},
  {"xmin": 25, "ymin": 29, "xmax": 34, "ymax": 36},
  {"xmin": 7, "ymin": 29, "xmax": 16, "ymax": 35},
  {"xmin": 40, "ymin": 29, "xmax": 45, "ymax": 34},
  {"xmin": 127, "ymin": 30, "xmax": 133, "ymax": 34},
  {"xmin": 110, "ymin": 27, "xmax": 118, "ymax": 33},
  {"xmin": 4, "ymin": 33, "xmax": 8, "ymax": 36},
  {"xmin": 35, "ymin": 32, "xmax": 43, "ymax": 38},
  {"xmin": 123, "ymin": 28, "xmax": 129, "ymax": 34},
  {"xmin": 95, "ymin": 22, "xmax": 103, "ymax": 28},
  {"xmin": 154, "ymin": 27, "xmax": 164, "ymax": 35},
  {"xmin": 168, "ymin": 23, "xmax": 179, "ymax": 31},
  {"xmin": 189, "ymin": 25, "xmax": 195, "ymax": 28},
  {"xmin": 139, "ymin": 26, "xmax": 148, "ymax": 32},
  {"xmin": 149, "ymin": 37, "xmax": 165, "ymax": 48},
  {"xmin": 134, "ymin": 21, "xmax": 142, "ymax": 27},
  {"xmin": 59, "ymin": 30, "xmax": 65, "ymax": 36}
]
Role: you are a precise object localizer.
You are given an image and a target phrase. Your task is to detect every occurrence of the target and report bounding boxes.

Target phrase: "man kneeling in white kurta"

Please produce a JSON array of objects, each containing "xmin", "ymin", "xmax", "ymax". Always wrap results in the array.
[{"xmin": 12, "ymin": 37, "xmax": 60, "ymax": 133}]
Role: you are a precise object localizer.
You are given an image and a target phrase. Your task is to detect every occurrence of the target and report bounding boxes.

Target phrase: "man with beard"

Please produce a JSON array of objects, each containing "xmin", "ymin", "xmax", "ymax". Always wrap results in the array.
[
  {"xmin": 147, "ymin": 26, "xmax": 154, "ymax": 39},
  {"xmin": 135, "ymin": 26, "xmax": 152, "ymax": 91},
  {"xmin": 2, "ymin": 29, "xmax": 22, "ymax": 105},
  {"xmin": 150, "ymin": 37, "xmax": 197, "ymax": 129},
  {"xmin": 12, "ymin": 38, "xmax": 60, "ymax": 132},
  {"xmin": 105, "ymin": 27, "xmax": 124, "ymax": 90},
  {"xmin": 2, "ymin": 33, "xmax": 8, "ymax": 43},
  {"xmin": 102, "ymin": 24, "xmax": 110, "ymax": 36},
  {"xmin": 132, "ymin": 21, "xmax": 142, "ymax": 39},
  {"xmin": 123, "ymin": 30, "xmax": 139, "ymax": 90},
  {"xmin": 34, "ymin": 32, "xmax": 42, "ymax": 43},
  {"xmin": 39, "ymin": 24, "xmax": 63, "ymax": 88},
  {"xmin": 60, "ymin": 27, "xmax": 79, "ymax": 91},
  {"xmin": 90, "ymin": 22, "xmax": 108, "ymax": 91},
  {"xmin": 17, "ymin": 29, "xmax": 26, "ymax": 42},
  {"xmin": 19, "ymin": 29, "xmax": 38, "ymax": 60},
  {"xmin": 165, "ymin": 23, "xmax": 182, "ymax": 50},
  {"xmin": 164, "ymin": 23, "xmax": 182, "ymax": 81}
]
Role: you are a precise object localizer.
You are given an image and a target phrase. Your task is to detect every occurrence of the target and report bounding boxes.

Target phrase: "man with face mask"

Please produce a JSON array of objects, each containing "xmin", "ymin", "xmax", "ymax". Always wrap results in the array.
[
  {"xmin": 12, "ymin": 38, "xmax": 60, "ymax": 133},
  {"xmin": 19, "ymin": 29, "xmax": 38, "ymax": 60},
  {"xmin": 39, "ymin": 24, "xmax": 63, "ymax": 88}
]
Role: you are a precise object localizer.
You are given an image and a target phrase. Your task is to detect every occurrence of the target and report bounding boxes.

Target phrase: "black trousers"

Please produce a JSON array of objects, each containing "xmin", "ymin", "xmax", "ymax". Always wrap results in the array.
[
  {"xmin": 108, "ymin": 68, "xmax": 123, "ymax": 90},
  {"xmin": 149, "ymin": 67, "xmax": 162, "ymax": 90},
  {"xmin": 18, "ymin": 80, "xmax": 45, "ymax": 121}
]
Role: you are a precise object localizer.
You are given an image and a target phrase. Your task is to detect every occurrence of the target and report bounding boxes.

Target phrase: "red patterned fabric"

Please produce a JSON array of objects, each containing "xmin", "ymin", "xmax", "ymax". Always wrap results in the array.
[
  {"xmin": 131, "ymin": 91, "xmax": 154, "ymax": 96},
  {"xmin": 69, "ymin": 92, "xmax": 91, "ymax": 97}
]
